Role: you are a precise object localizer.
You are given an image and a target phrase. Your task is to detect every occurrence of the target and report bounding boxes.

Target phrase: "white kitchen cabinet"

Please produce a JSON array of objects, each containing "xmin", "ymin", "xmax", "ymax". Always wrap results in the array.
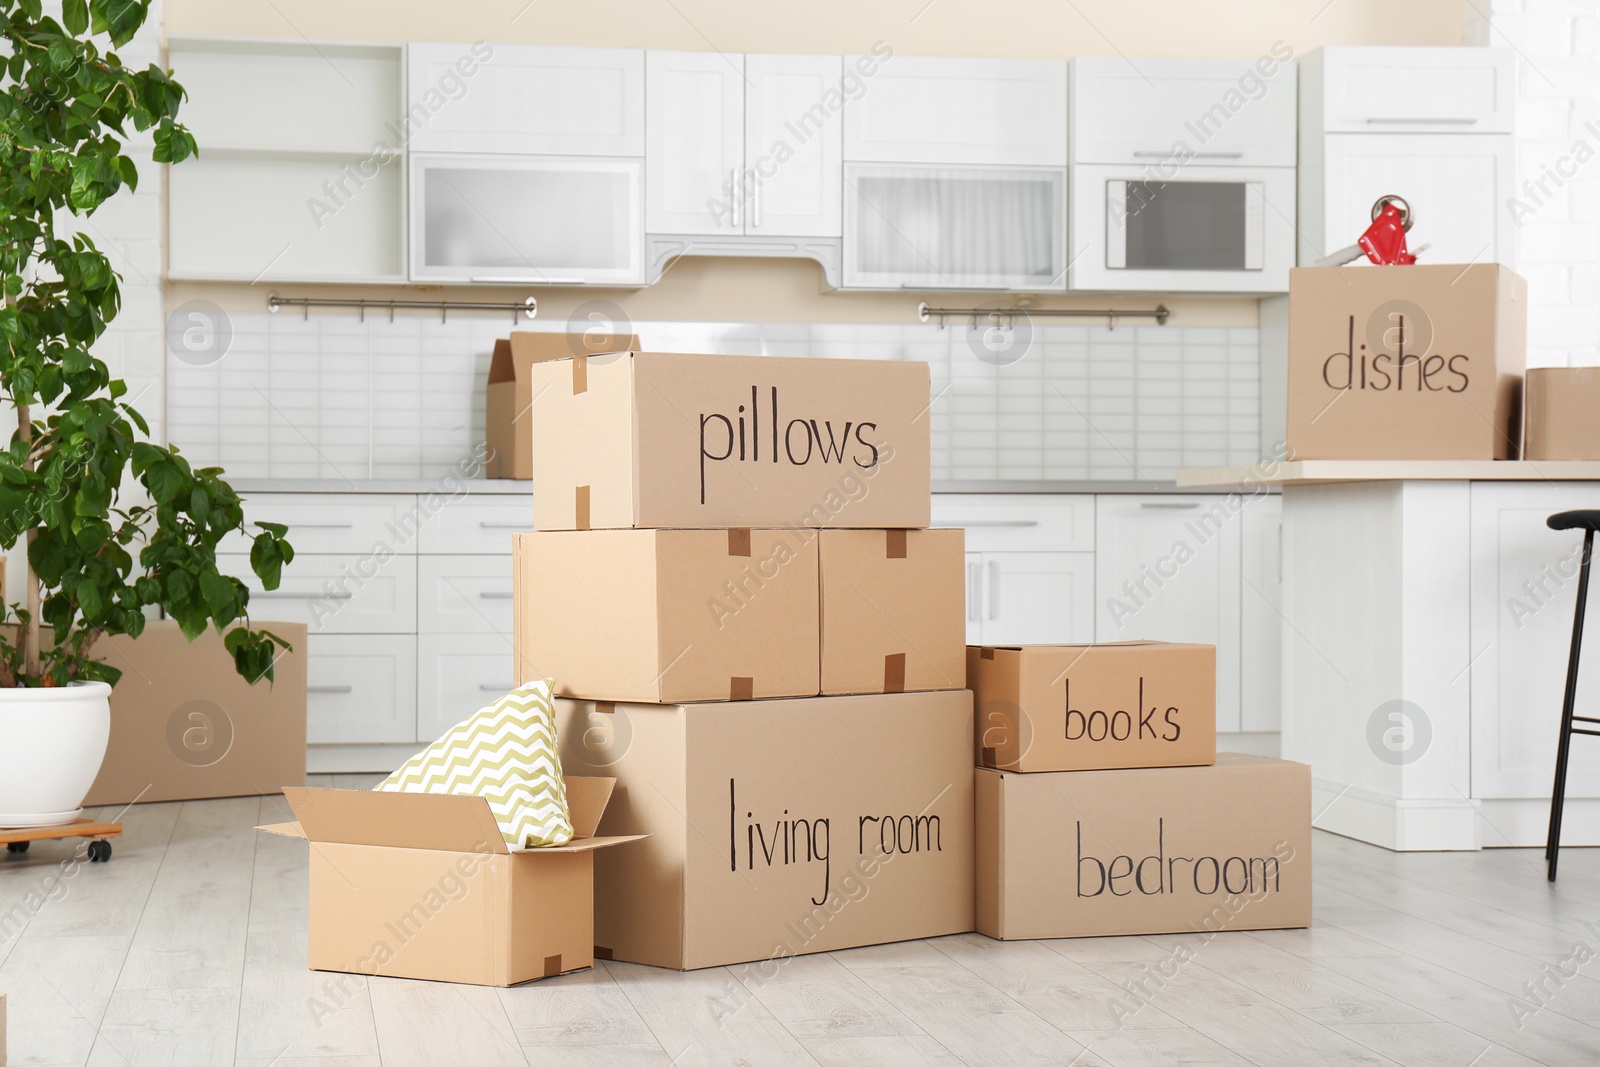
[
  {"xmin": 1470, "ymin": 483, "xmax": 1600, "ymax": 800},
  {"xmin": 1307, "ymin": 46, "xmax": 1515, "ymax": 135},
  {"xmin": 646, "ymin": 51, "xmax": 745, "ymax": 235},
  {"xmin": 221, "ymin": 551, "xmax": 418, "ymax": 636},
  {"xmin": 305, "ymin": 634, "xmax": 418, "ymax": 744},
  {"xmin": 1239, "ymin": 494, "xmax": 1283, "ymax": 732},
  {"xmin": 418, "ymin": 633, "xmax": 520, "ymax": 741},
  {"xmin": 967, "ymin": 551, "xmax": 1096, "ymax": 646},
  {"xmin": 1094, "ymin": 495, "xmax": 1243, "ymax": 732},
  {"xmin": 933, "ymin": 493, "xmax": 1095, "ymax": 553},
  {"xmin": 1071, "ymin": 57, "xmax": 1296, "ymax": 167},
  {"xmin": 745, "ymin": 54, "xmax": 844, "ymax": 237},
  {"xmin": 415, "ymin": 496, "xmax": 533, "ymax": 554},
  {"xmin": 409, "ymin": 153, "xmax": 644, "ymax": 284},
  {"xmin": 843, "ymin": 163, "xmax": 1065, "ymax": 290},
  {"xmin": 224, "ymin": 493, "xmax": 419, "ymax": 555},
  {"xmin": 417, "ymin": 555, "xmax": 515, "ymax": 635},
  {"xmin": 844, "ymin": 55, "xmax": 1067, "ymax": 166},
  {"xmin": 407, "ymin": 43, "xmax": 644, "ymax": 156}
]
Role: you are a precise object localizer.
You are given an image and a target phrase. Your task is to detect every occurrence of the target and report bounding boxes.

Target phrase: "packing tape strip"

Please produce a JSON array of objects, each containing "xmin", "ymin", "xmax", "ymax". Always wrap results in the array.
[
  {"xmin": 543, "ymin": 953, "xmax": 564, "ymax": 978},
  {"xmin": 883, "ymin": 653, "xmax": 906, "ymax": 693},
  {"xmin": 730, "ymin": 676, "xmax": 754, "ymax": 701},
  {"xmin": 572, "ymin": 355, "xmax": 588, "ymax": 394},
  {"xmin": 885, "ymin": 529, "xmax": 908, "ymax": 559},
  {"xmin": 575, "ymin": 485, "xmax": 591, "ymax": 530},
  {"xmin": 728, "ymin": 528, "xmax": 752, "ymax": 557},
  {"xmin": 595, "ymin": 701, "xmax": 616, "ymax": 716}
]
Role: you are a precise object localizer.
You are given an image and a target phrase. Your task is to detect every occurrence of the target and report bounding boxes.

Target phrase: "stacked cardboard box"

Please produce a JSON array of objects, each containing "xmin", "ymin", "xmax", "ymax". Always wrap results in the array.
[
  {"xmin": 969, "ymin": 642, "xmax": 1312, "ymax": 939},
  {"xmin": 513, "ymin": 343, "xmax": 976, "ymax": 969}
]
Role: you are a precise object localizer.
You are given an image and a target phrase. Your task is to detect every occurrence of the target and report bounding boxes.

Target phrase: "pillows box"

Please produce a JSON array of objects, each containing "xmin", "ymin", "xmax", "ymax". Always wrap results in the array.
[
  {"xmin": 256, "ymin": 777, "xmax": 643, "ymax": 987},
  {"xmin": 486, "ymin": 330, "xmax": 639, "ymax": 480},
  {"xmin": 85, "ymin": 620, "xmax": 308, "ymax": 807},
  {"xmin": 975, "ymin": 755, "xmax": 1311, "ymax": 941},
  {"xmin": 555, "ymin": 690, "xmax": 975, "ymax": 970},
  {"xmin": 968, "ymin": 641, "xmax": 1216, "ymax": 773},
  {"xmin": 1283, "ymin": 263, "xmax": 1525, "ymax": 460},
  {"xmin": 528, "ymin": 351, "xmax": 931, "ymax": 530},
  {"xmin": 1524, "ymin": 366, "xmax": 1600, "ymax": 461}
]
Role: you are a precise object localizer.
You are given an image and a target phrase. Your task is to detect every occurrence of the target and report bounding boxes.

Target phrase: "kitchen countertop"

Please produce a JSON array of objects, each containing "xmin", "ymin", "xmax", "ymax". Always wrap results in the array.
[
  {"xmin": 1178, "ymin": 459, "xmax": 1600, "ymax": 488},
  {"xmin": 228, "ymin": 478, "xmax": 1247, "ymax": 495}
]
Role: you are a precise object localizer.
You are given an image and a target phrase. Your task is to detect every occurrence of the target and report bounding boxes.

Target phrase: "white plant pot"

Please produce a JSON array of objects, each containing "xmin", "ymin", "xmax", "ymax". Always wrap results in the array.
[{"xmin": 0, "ymin": 681, "xmax": 112, "ymax": 827}]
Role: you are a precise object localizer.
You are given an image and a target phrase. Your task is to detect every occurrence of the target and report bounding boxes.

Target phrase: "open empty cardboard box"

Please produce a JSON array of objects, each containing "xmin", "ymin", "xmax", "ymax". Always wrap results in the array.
[{"xmin": 257, "ymin": 776, "xmax": 643, "ymax": 987}]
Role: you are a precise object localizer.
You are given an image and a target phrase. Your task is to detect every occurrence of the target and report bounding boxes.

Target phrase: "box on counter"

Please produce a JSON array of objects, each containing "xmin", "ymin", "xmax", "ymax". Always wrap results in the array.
[
  {"xmin": 486, "ymin": 330, "xmax": 639, "ymax": 479},
  {"xmin": 85, "ymin": 620, "xmax": 308, "ymax": 807},
  {"xmin": 1524, "ymin": 367, "xmax": 1600, "ymax": 461},
  {"xmin": 514, "ymin": 529, "xmax": 821, "ymax": 704},
  {"xmin": 819, "ymin": 529, "xmax": 966, "ymax": 696},
  {"xmin": 976, "ymin": 754, "xmax": 1311, "ymax": 941},
  {"xmin": 528, "ymin": 351, "xmax": 932, "ymax": 530},
  {"xmin": 257, "ymin": 777, "xmax": 643, "ymax": 987},
  {"xmin": 555, "ymin": 690, "xmax": 975, "ymax": 970},
  {"xmin": 1284, "ymin": 264, "xmax": 1525, "ymax": 460},
  {"xmin": 969, "ymin": 641, "xmax": 1215, "ymax": 773}
]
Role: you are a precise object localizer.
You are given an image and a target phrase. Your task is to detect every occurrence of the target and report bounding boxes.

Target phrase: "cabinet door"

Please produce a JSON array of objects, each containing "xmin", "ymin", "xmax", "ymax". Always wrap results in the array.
[
  {"xmin": 417, "ymin": 555, "xmax": 515, "ymax": 636},
  {"xmin": 745, "ymin": 54, "xmax": 843, "ymax": 237},
  {"xmin": 1240, "ymin": 494, "xmax": 1283, "ymax": 732},
  {"xmin": 1071, "ymin": 57, "xmax": 1295, "ymax": 167},
  {"xmin": 1314, "ymin": 133, "xmax": 1513, "ymax": 268},
  {"xmin": 1471, "ymin": 484, "xmax": 1600, "ymax": 798},
  {"xmin": 1094, "ymin": 496, "xmax": 1243, "ymax": 731},
  {"xmin": 844, "ymin": 55, "xmax": 1066, "ymax": 166},
  {"xmin": 407, "ymin": 43, "xmax": 644, "ymax": 156},
  {"xmin": 646, "ymin": 51, "xmax": 745, "ymax": 235},
  {"xmin": 219, "ymin": 552, "xmax": 417, "ymax": 636},
  {"xmin": 409, "ymin": 153, "xmax": 644, "ymax": 284},
  {"xmin": 418, "ymin": 633, "xmax": 521, "ymax": 742},
  {"xmin": 843, "ymin": 163, "xmax": 1065, "ymax": 290},
  {"xmin": 978, "ymin": 552, "xmax": 1096, "ymax": 646},
  {"xmin": 1314, "ymin": 46, "xmax": 1514, "ymax": 134},
  {"xmin": 306, "ymin": 634, "xmax": 418, "ymax": 744}
]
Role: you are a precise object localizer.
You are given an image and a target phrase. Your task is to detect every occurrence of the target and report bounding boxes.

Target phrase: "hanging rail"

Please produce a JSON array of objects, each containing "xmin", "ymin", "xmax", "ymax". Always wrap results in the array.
[
  {"xmin": 267, "ymin": 292, "xmax": 538, "ymax": 323},
  {"xmin": 917, "ymin": 301, "xmax": 1169, "ymax": 331}
]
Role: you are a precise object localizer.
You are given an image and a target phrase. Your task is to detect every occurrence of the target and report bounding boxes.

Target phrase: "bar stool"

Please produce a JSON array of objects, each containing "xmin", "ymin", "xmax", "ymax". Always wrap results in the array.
[{"xmin": 1546, "ymin": 510, "xmax": 1600, "ymax": 881}]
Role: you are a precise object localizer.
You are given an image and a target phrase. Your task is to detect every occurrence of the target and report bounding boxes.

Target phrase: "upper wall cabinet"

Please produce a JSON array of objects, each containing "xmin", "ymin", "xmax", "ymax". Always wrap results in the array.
[
  {"xmin": 1309, "ymin": 46, "xmax": 1514, "ymax": 134},
  {"xmin": 1070, "ymin": 56, "xmax": 1296, "ymax": 167},
  {"xmin": 843, "ymin": 55, "xmax": 1067, "ymax": 166},
  {"xmin": 407, "ymin": 43, "xmax": 644, "ymax": 156},
  {"xmin": 166, "ymin": 37, "xmax": 406, "ymax": 283},
  {"xmin": 645, "ymin": 52, "xmax": 843, "ymax": 238}
]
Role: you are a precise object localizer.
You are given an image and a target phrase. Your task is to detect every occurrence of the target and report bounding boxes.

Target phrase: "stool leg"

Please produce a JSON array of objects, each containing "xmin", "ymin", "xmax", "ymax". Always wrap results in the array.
[{"xmin": 1548, "ymin": 530, "xmax": 1594, "ymax": 881}]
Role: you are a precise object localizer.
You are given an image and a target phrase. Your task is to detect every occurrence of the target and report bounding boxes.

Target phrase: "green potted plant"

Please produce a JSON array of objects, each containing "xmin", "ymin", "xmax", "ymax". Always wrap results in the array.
[{"xmin": 0, "ymin": 0, "xmax": 294, "ymax": 826}]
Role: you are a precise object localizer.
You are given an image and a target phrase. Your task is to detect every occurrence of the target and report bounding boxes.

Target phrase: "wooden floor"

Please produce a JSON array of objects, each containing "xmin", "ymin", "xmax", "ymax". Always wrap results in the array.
[{"xmin": 4, "ymin": 784, "xmax": 1600, "ymax": 1066}]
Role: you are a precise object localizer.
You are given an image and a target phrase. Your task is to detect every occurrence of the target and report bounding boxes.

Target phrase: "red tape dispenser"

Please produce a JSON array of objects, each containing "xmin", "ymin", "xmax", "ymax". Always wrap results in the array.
[{"xmin": 1322, "ymin": 195, "xmax": 1429, "ymax": 266}]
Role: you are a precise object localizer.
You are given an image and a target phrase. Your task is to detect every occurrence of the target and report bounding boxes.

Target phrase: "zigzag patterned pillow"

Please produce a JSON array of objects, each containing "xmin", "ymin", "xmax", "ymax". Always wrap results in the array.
[{"xmin": 375, "ymin": 678, "xmax": 574, "ymax": 849}]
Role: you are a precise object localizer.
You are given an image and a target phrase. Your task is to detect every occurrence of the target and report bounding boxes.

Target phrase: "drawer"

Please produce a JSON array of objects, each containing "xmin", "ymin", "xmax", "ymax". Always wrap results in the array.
[
  {"xmin": 221, "ymin": 552, "xmax": 417, "ymax": 635},
  {"xmin": 306, "ymin": 634, "xmax": 418, "ymax": 745},
  {"xmin": 416, "ymin": 496, "xmax": 533, "ymax": 554},
  {"xmin": 224, "ymin": 493, "xmax": 419, "ymax": 555},
  {"xmin": 1312, "ymin": 46, "xmax": 1514, "ymax": 134},
  {"xmin": 931, "ymin": 494, "xmax": 1094, "ymax": 553},
  {"xmin": 418, "ymin": 633, "xmax": 519, "ymax": 741},
  {"xmin": 417, "ymin": 555, "xmax": 514, "ymax": 635}
]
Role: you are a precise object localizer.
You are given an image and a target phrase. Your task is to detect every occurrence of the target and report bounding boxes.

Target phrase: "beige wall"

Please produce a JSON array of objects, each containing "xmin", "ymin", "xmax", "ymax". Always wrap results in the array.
[{"xmin": 163, "ymin": 0, "xmax": 1470, "ymax": 328}]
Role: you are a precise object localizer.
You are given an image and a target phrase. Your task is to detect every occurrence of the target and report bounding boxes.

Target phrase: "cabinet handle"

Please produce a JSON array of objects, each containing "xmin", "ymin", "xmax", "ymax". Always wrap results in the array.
[
  {"xmin": 469, "ymin": 275, "xmax": 586, "ymax": 285},
  {"xmin": 731, "ymin": 167, "xmax": 742, "ymax": 229},
  {"xmin": 987, "ymin": 560, "xmax": 1000, "ymax": 621},
  {"xmin": 1365, "ymin": 116, "xmax": 1478, "ymax": 125},
  {"xmin": 480, "ymin": 683, "xmax": 516, "ymax": 692},
  {"xmin": 478, "ymin": 591, "xmax": 513, "ymax": 600},
  {"xmin": 934, "ymin": 519, "xmax": 1039, "ymax": 528},
  {"xmin": 967, "ymin": 561, "xmax": 980, "ymax": 623},
  {"xmin": 308, "ymin": 685, "xmax": 354, "ymax": 694},
  {"xmin": 478, "ymin": 521, "xmax": 530, "ymax": 529},
  {"xmin": 254, "ymin": 591, "xmax": 355, "ymax": 600},
  {"xmin": 1132, "ymin": 150, "xmax": 1243, "ymax": 159},
  {"xmin": 1140, "ymin": 501, "xmax": 1200, "ymax": 510}
]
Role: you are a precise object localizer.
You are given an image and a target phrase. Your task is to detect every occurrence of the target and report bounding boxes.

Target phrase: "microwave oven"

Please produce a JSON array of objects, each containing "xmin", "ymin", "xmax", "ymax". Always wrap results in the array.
[{"xmin": 1069, "ymin": 163, "xmax": 1294, "ymax": 293}]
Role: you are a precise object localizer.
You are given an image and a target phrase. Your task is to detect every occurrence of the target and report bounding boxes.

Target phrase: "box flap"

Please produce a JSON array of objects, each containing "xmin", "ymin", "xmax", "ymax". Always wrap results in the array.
[
  {"xmin": 255, "ymin": 820, "xmax": 305, "ymax": 839},
  {"xmin": 563, "ymin": 776, "xmax": 616, "ymax": 838},
  {"xmin": 522, "ymin": 832, "xmax": 649, "ymax": 855},
  {"xmin": 280, "ymin": 787, "xmax": 510, "ymax": 854}
]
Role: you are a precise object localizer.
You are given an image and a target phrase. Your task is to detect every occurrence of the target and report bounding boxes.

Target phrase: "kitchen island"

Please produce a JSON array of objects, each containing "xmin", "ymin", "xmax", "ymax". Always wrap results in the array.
[{"xmin": 1180, "ymin": 460, "xmax": 1600, "ymax": 851}]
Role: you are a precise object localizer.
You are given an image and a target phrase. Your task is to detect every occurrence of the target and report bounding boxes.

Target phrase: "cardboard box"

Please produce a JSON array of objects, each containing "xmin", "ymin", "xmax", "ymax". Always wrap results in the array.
[
  {"xmin": 969, "ymin": 642, "xmax": 1215, "ymax": 773},
  {"xmin": 1524, "ymin": 367, "xmax": 1600, "ymax": 460},
  {"xmin": 514, "ymin": 529, "xmax": 820, "ymax": 703},
  {"xmin": 85, "ymin": 621, "xmax": 308, "ymax": 807},
  {"xmin": 256, "ymin": 776, "xmax": 643, "ymax": 987},
  {"xmin": 486, "ymin": 330, "xmax": 639, "ymax": 479},
  {"xmin": 975, "ymin": 754, "xmax": 1311, "ymax": 940},
  {"xmin": 1285, "ymin": 264, "xmax": 1525, "ymax": 460},
  {"xmin": 555, "ymin": 690, "xmax": 975, "ymax": 970},
  {"xmin": 819, "ymin": 529, "xmax": 966, "ymax": 695},
  {"xmin": 528, "ymin": 351, "xmax": 932, "ymax": 530}
]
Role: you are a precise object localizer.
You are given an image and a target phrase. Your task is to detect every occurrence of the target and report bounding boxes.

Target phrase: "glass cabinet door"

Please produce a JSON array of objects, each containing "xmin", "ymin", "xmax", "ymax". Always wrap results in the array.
[
  {"xmin": 842, "ymin": 163, "xmax": 1065, "ymax": 290},
  {"xmin": 409, "ymin": 153, "xmax": 644, "ymax": 285}
]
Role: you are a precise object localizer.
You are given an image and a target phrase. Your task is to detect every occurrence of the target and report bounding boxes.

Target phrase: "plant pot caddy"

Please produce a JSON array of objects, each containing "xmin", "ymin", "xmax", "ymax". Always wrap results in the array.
[{"xmin": 1, "ymin": 820, "xmax": 119, "ymax": 862}]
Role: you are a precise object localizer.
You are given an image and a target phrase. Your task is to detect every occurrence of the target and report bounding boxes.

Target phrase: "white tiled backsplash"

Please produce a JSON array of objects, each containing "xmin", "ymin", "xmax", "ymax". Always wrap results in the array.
[{"xmin": 166, "ymin": 313, "xmax": 1260, "ymax": 482}]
